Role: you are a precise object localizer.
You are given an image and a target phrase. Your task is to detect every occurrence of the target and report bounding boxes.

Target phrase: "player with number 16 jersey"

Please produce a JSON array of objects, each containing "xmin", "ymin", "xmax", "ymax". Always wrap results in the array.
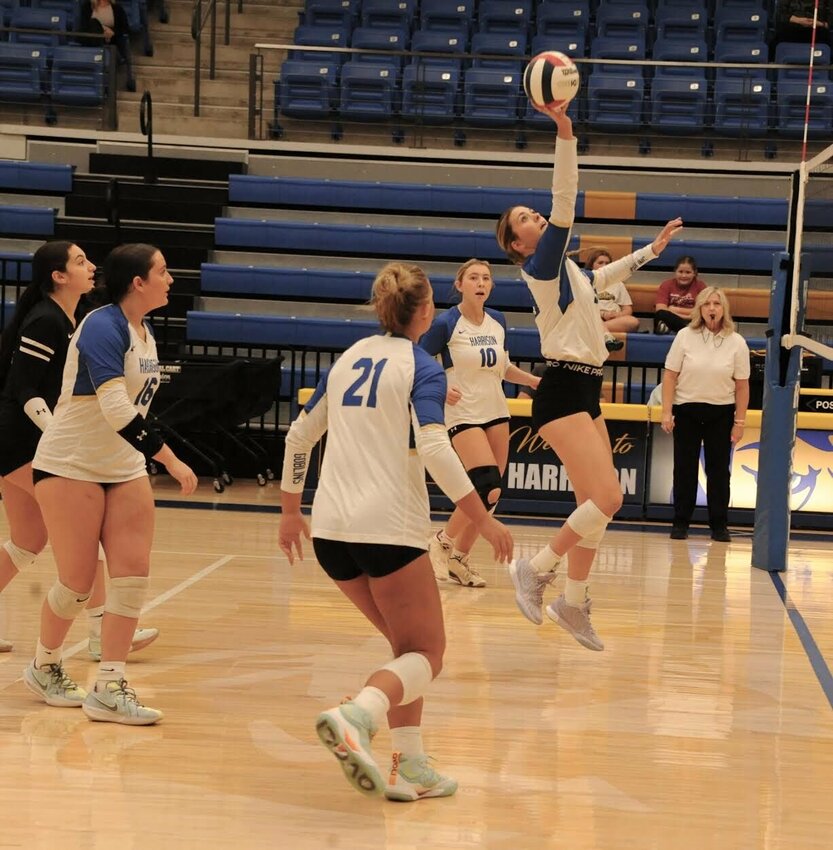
[{"xmin": 34, "ymin": 303, "xmax": 160, "ymax": 483}]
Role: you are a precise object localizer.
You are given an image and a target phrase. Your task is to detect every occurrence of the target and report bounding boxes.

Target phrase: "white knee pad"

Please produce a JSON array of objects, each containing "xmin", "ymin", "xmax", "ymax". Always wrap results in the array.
[
  {"xmin": 566, "ymin": 500, "xmax": 611, "ymax": 542},
  {"xmin": 3, "ymin": 539, "xmax": 38, "ymax": 571},
  {"xmin": 575, "ymin": 525, "xmax": 605, "ymax": 550},
  {"xmin": 105, "ymin": 575, "xmax": 149, "ymax": 619},
  {"xmin": 379, "ymin": 652, "xmax": 434, "ymax": 707},
  {"xmin": 47, "ymin": 580, "xmax": 90, "ymax": 620},
  {"xmin": 97, "ymin": 542, "xmax": 105, "ymax": 562}
]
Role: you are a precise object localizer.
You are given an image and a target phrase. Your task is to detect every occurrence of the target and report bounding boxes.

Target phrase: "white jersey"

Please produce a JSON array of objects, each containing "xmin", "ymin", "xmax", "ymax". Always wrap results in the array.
[
  {"xmin": 419, "ymin": 305, "xmax": 510, "ymax": 429},
  {"xmin": 522, "ymin": 138, "xmax": 656, "ymax": 367},
  {"xmin": 665, "ymin": 326, "xmax": 751, "ymax": 406},
  {"xmin": 282, "ymin": 333, "xmax": 468, "ymax": 549},
  {"xmin": 34, "ymin": 304, "xmax": 160, "ymax": 482}
]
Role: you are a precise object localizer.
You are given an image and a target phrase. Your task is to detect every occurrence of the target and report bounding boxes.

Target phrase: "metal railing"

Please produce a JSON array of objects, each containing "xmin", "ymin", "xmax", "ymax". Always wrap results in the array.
[{"xmin": 191, "ymin": 0, "xmax": 244, "ymax": 116}]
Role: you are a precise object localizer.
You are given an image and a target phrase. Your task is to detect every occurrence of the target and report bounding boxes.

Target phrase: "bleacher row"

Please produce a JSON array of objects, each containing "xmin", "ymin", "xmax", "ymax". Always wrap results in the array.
[
  {"xmin": 199, "ymin": 170, "xmax": 833, "ymax": 412},
  {"xmin": 277, "ymin": 0, "xmax": 833, "ymax": 141}
]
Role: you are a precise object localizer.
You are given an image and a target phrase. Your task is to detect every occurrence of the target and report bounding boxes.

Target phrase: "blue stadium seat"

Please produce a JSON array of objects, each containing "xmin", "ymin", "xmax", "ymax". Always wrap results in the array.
[
  {"xmin": 651, "ymin": 75, "xmax": 708, "ymax": 132},
  {"xmin": 776, "ymin": 80, "xmax": 833, "ymax": 137},
  {"xmin": 350, "ymin": 26, "xmax": 408, "ymax": 66},
  {"xmin": 590, "ymin": 34, "xmax": 647, "ymax": 67},
  {"xmin": 118, "ymin": 0, "xmax": 149, "ymax": 38},
  {"xmin": 651, "ymin": 37, "xmax": 709, "ymax": 73},
  {"xmin": 470, "ymin": 32, "xmax": 527, "ymax": 71},
  {"xmin": 463, "ymin": 67, "xmax": 523, "ymax": 127},
  {"xmin": 774, "ymin": 42, "xmax": 831, "ymax": 83},
  {"xmin": 410, "ymin": 30, "xmax": 467, "ymax": 68},
  {"xmin": 9, "ymin": 8, "xmax": 67, "ymax": 47},
  {"xmin": 713, "ymin": 39, "xmax": 769, "ymax": 76},
  {"xmin": 361, "ymin": 0, "xmax": 416, "ymax": 30},
  {"xmin": 714, "ymin": 7, "xmax": 768, "ymax": 44},
  {"xmin": 401, "ymin": 64, "xmax": 460, "ymax": 122},
  {"xmin": 277, "ymin": 59, "xmax": 338, "ymax": 119},
  {"xmin": 714, "ymin": 76, "xmax": 772, "ymax": 135},
  {"xmin": 653, "ymin": 6, "xmax": 708, "ymax": 43},
  {"xmin": 535, "ymin": 1, "xmax": 589, "ymax": 48},
  {"xmin": 299, "ymin": 0, "xmax": 357, "ymax": 31},
  {"xmin": 0, "ymin": 44, "xmax": 46, "ymax": 102},
  {"xmin": 30, "ymin": 0, "xmax": 78, "ymax": 31},
  {"xmin": 477, "ymin": 0, "xmax": 533, "ymax": 35},
  {"xmin": 419, "ymin": 0, "xmax": 473, "ymax": 34},
  {"xmin": 594, "ymin": 2, "xmax": 649, "ymax": 40},
  {"xmin": 50, "ymin": 46, "xmax": 105, "ymax": 106},
  {"xmin": 339, "ymin": 61, "xmax": 399, "ymax": 120},
  {"xmin": 530, "ymin": 33, "xmax": 585, "ymax": 59},
  {"xmin": 587, "ymin": 70, "xmax": 644, "ymax": 131},
  {"xmin": 290, "ymin": 24, "xmax": 350, "ymax": 64}
]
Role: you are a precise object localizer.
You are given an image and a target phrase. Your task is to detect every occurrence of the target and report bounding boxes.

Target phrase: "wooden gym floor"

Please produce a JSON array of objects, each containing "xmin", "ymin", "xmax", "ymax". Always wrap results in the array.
[{"xmin": 1, "ymin": 480, "xmax": 832, "ymax": 850}]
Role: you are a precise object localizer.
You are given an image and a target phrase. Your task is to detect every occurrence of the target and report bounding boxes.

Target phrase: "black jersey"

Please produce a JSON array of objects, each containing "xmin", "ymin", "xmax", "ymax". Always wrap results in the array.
[{"xmin": 0, "ymin": 298, "xmax": 75, "ymax": 475}]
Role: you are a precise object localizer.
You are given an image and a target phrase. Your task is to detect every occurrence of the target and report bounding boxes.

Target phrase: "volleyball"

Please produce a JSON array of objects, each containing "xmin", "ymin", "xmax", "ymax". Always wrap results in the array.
[{"xmin": 523, "ymin": 51, "xmax": 580, "ymax": 109}]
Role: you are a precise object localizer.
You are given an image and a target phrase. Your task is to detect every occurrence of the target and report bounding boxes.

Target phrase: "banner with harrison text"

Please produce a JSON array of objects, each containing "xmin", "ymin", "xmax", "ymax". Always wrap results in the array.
[{"xmin": 503, "ymin": 417, "xmax": 648, "ymax": 506}]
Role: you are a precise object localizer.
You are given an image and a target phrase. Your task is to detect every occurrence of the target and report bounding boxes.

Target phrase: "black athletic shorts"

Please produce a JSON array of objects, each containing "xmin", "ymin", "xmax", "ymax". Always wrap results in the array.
[
  {"xmin": 531, "ymin": 360, "xmax": 604, "ymax": 431},
  {"xmin": 448, "ymin": 416, "xmax": 510, "ymax": 439},
  {"xmin": 312, "ymin": 538, "xmax": 426, "ymax": 582},
  {"xmin": 32, "ymin": 469, "xmax": 116, "ymax": 489}
]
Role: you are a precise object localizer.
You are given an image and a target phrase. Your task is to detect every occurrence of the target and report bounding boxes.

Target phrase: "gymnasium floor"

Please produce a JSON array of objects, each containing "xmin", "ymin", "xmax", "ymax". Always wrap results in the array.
[{"xmin": 1, "ymin": 480, "xmax": 832, "ymax": 850}]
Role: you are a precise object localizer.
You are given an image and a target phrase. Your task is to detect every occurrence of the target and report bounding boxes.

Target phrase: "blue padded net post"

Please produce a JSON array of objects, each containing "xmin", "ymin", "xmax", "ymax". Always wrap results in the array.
[{"xmin": 751, "ymin": 251, "xmax": 809, "ymax": 572}]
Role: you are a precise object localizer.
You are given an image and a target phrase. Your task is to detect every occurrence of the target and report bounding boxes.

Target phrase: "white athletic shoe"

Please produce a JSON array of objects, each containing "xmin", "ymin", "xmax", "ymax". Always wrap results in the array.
[
  {"xmin": 448, "ymin": 554, "xmax": 486, "ymax": 588},
  {"xmin": 428, "ymin": 532, "xmax": 451, "ymax": 582},
  {"xmin": 385, "ymin": 752, "xmax": 458, "ymax": 802},
  {"xmin": 88, "ymin": 627, "xmax": 160, "ymax": 661},
  {"xmin": 508, "ymin": 558, "xmax": 557, "ymax": 625},
  {"xmin": 546, "ymin": 594, "xmax": 604, "ymax": 651},
  {"xmin": 23, "ymin": 662, "xmax": 87, "ymax": 707},
  {"xmin": 82, "ymin": 679, "xmax": 163, "ymax": 725},
  {"xmin": 316, "ymin": 700, "xmax": 382, "ymax": 796},
  {"xmin": 0, "ymin": 637, "xmax": 12, "ymax": 652}
]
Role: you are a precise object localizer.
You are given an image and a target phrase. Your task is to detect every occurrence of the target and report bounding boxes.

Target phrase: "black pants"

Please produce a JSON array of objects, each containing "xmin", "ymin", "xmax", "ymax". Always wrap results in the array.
[
  {"xmin": 672, "ymin": 402, "xmax": 735, "ymax": 529},
  {"xmin": 654, "ymin": 309, "xmax": 689, "ymax": 333}
]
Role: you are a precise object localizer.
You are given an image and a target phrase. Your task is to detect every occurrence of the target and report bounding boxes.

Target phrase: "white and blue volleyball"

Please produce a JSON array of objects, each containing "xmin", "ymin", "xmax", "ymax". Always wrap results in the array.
[{"xmin": 523, "ymin": 51, "xmax": 580, "ymax": 108}]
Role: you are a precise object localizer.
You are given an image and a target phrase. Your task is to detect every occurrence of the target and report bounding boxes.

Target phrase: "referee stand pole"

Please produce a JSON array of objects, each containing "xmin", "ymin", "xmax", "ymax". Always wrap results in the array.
[{"xmin": 751, "ymin": 252, "xmax": 809, "ymax": 573}]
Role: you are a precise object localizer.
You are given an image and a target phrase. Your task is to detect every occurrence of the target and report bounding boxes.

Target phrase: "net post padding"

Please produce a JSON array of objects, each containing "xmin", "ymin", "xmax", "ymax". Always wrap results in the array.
[{"xmin": 752, "ymin": 252, "xmax": 808, "ymax": 573}]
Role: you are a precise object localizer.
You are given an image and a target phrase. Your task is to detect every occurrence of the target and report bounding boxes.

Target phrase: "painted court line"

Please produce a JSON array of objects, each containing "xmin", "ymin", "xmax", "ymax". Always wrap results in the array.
[
  {"xmin": 62, "ymin": 554, "xmax": 236, "ymax": 661},
  {"xmin": 769, "ymin": 571, "xmax": 833, "ymax": 712}
]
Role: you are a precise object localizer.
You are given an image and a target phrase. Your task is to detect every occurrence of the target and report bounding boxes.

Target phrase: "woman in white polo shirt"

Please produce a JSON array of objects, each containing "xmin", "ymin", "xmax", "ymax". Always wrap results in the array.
[{"xmin": 660, "ymin": 287, "xmax": 750, "ymax": 541}]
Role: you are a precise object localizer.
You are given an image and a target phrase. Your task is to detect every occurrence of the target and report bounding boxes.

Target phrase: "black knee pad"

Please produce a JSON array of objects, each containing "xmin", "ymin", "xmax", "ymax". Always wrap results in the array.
[{"xmin": 468, "ymin": 465, "xmax": 502, "ymax": 510}]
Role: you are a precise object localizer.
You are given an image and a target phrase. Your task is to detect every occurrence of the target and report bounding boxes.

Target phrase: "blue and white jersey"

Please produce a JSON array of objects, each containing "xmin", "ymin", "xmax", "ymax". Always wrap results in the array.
[
  {"xmin": 419, "ymin": 305, "xmax": 510, "ymax": 429},
  {"xmin": 34, "ymin": 304, "xmax": 160, "ymax": 482},
  {"xmin": 285, "ymin": 333, "xmax": 453, "ymax": 549},
  {"xmin": 520, "ymin": 138, "xmax": 608, "ymax": 366}
]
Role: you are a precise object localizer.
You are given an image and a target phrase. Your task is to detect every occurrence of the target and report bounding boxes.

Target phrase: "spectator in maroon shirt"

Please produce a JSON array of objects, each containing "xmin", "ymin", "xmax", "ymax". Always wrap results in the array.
[{"xmin": 654, "ymin": 256, "xmax": 706, "ymax": 334}]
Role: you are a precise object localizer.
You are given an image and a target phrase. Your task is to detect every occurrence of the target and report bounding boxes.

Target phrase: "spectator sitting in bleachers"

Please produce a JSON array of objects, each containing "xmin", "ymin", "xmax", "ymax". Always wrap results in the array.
[
  {"xmin": 654, "ymin": 255, "xmax": 706, "ymax": 335},
  {"xmin": 79, "ymin": 0, "xmax": 136, "ymax": 91},
  {"xmin": 775, "ymin": 1, "xmax": 833, "ymax": 48},
  {"xmin": 584, "ymin": 247, "xmax": 641, "ymax": 336}
]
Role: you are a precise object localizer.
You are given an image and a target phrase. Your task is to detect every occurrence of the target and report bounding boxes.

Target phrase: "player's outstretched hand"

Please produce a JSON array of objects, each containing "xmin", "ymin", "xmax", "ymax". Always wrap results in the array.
[
  {"xmin": 279, "ymin": 512, "xmax": 310, "ymax": 565},
  {"xmin": 168, "ymin": 458, "xmax": 198, "ymax": 495},
  {"xmin": 652, "ymin": 218, "xmax": 684, "ymax": 255},
  {"xmin": 477, "ymin": 516, "xmax": 514, "ymax": 564}
]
